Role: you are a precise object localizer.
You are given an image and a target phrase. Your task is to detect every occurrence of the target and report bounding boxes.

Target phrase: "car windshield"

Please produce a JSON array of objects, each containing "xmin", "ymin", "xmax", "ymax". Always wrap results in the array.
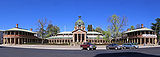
[
  {"xmin": 109, "ymin": 44, "xmax": 117, "ymax": 46},
  {"xmin": 132, "ymin": 43, "xmax": 137, "ymax": 45},
  {"xmin": 123, "ymin": 43, "xmax": 131, "ymax": 45},
  {"xmin": 88, "ymin": 43, "xmax": 93, "ymax": 45},
  {"xmin": 83, "ymin": 42, "xmax": 93, "ymax": 45}
]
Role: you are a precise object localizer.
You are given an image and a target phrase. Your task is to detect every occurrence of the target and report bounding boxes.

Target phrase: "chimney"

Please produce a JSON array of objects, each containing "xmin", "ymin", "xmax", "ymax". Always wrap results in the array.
[
  {"xmin": 127, "ymin": 28, "xmax": 130, "ymax": 31},
  {"xmin": 141, "ymin": 24, "xmax": 144, "ymax": 28},
  {"xmin": 16, "ymin": 24, "xmax": 18, "ymax": 28},
  {"xmin": 30, "ymin": 28, "xmax": 33, "ymax": 31}
]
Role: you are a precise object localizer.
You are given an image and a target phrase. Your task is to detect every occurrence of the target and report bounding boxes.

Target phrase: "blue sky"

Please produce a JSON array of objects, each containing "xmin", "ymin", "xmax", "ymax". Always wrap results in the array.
[{"xmin": 0, "ymin": 0, "xmax": 159, "ymax": 32}]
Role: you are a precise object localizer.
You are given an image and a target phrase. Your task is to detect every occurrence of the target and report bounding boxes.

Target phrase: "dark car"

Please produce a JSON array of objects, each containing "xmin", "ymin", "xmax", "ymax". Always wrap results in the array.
[
  {"xmin": 106, "ymin": 44, "xmax": 123, "ymax": 50},
  {"xmin": 122, "ymin": 43, "xmax": 139, "ymax": 49},
  {"xmin": 80, "ymin": 42, "xmax": 96, "ymax": 50}
]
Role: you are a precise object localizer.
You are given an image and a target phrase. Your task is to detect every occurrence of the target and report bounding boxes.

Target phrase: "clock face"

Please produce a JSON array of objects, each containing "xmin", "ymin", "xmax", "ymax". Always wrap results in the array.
[{"xmin": 78, "ymin": 22, "xmax": 81, "ymax": 25}]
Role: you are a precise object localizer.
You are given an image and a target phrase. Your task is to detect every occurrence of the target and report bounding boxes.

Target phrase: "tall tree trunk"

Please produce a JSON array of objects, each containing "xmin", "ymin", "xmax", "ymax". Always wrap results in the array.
[{"xmin": 41, "ymin": 39, "xmax": 45, "ymax": 44}]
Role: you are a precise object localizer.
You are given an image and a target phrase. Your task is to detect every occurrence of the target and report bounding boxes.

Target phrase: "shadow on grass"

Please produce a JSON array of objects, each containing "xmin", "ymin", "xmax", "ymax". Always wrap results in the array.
[{"xmin": 94, "ymin": 52, "xmax": 159, "ymax": 57}]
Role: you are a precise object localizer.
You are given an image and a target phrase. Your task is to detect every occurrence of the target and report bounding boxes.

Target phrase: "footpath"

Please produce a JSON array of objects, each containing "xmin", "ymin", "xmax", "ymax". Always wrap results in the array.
[{"xmin": 0, "ymin": 44, "xmax": 160, "ymax": 50}]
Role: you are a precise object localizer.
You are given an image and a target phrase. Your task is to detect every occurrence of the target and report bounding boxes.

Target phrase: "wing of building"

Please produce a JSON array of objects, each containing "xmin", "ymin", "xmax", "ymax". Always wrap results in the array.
[
  {"xmin": 47, "ymin": 16, "xmax": 107, "ymax": 44},
  {"xmin": 3, "ymin": 24, "xmax": 41, "ymax": 44},
  {"xmin": 118, "ymin": 24, "xmax": 157, "ymax": 45}
]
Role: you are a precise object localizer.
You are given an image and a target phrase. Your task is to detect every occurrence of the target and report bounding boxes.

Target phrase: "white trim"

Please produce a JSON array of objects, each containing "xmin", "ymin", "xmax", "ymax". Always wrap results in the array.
[
  {"xmin": 5, "ymin": 28, "xmax": 36, "ymax": 33},
  {"xmin": 124, "ymin": 28, "xmax": 154, "ymax": 33}
]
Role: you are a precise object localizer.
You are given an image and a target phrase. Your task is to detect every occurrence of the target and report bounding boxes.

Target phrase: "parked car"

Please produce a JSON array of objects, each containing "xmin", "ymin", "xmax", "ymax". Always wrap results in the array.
[
  {"xmin": 80, "ymin": 42, "xmax": 96, "ymax": 50},
  {"xmin": 106, "ymin": 44, "xmax": 123, "ymax": 50},
  {"xmin": 122, "ymin": 43, "xmax": 139, "ymax": 49}
]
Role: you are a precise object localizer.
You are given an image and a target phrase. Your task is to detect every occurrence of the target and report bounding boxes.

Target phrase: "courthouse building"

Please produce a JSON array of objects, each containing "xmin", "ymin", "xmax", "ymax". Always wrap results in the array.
[
  {"xmin": 3, "ymin": 24, "xmax": 41, "ymax": 44},
  {"xmin": 120, "ymin": 24, "xmax": 157, "ymax": 45},
  {"xmin": 47, "ymin": 16, "xmax": 107, "ymax": 44}
]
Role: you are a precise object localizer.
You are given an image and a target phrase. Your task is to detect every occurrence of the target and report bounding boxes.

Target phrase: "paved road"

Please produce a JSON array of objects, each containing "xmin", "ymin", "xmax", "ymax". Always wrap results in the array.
[{"xmin": 0, "ymin": 47, "xmax": 160, "ymax": 57}]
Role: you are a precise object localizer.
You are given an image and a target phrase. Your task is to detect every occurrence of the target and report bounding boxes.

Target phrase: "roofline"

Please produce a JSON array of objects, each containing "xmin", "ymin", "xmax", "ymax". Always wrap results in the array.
[
  {"xmin": 124, "ymin": 28, "xmax": 154, "ymax": 34},
  {"xmin": 5, "ymin": 28, "xmax": 37, "ymax": 33}
]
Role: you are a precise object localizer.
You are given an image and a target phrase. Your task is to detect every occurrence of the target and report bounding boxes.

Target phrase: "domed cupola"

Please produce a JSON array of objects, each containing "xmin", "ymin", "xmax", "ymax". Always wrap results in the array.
[
  {"xmin": 74, "ymin": 16, "xmax": 85, "ymax": 30},
  {"xmin": 75, "ymin": 16, "xmax": 84, "ymax": 26}
]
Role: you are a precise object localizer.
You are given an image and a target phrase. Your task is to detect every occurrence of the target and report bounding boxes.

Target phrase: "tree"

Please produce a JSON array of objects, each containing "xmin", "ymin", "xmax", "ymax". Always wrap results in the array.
[
  {"xmin": 95, "ymin": 27, "xmax": 103, "ymax": 33},
  {"xmin": 37, "ymin": 18, "xmax": 48, "ymax": 44},
  {"xmin": 107, "ymin": 14, "xmax": 128, "ymax": 39},
  {"xmin": 87, "ymin": 25, "xmax": 94, "ymax": 31},
  {"xmin": 52, "ymin": 25, "xmax": 60, "ymax": 35},
  {"xmin": 136, "ymin": 24, "xmax": 141, "ymax": 29},
  {"xmin": 130, "ymin": 26, "xmax": 135, "ymax": 30},
  {"xmin": 103, "ymin": 31, "xmax": 111, "ymax": 41},
  {"xmin": 46, "ymin": 24, "xmax": 60, "ymax": 38},
  {"xmin": 151, "ymin": 18, "xmax": 160, "ymax": 44},
  {"xmin": 102, "ymin": 26, "xmax": 112, "ymax": 42}
]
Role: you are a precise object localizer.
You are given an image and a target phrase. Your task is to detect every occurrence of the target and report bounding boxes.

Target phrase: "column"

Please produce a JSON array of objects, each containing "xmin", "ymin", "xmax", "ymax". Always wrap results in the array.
[
  {"xmin": 137, "ymin": 38, "xmax": 139, "ymax": 44},
  {"xmin": 144, "ymin": 38, "xmax": 146, "ymax": 44},
  {"xmin": 14, "ymin": 38, "xmax": 16, "ymax": 44},
  {"xmin": 7, "ymin": 38, "xmax": 8, "ymax": 44},
  {"xmin": 77, "ymin": 34, "xmax": 78, "ymax": 42},
  {"xmin": 56, "ymin": 39, "xmax": 57, "ymax": 43},
  {"xmin": 80, "ymin": 34, "xmax": 82, "ymax": 42},
  {"xmin": 18, "ymin": 38, "xmax": 20, "ymax": 44},
  {"xmin": 73, "ymin": 34, "xmax": 75, "ymax": 42},
  {"xmin": 134, "ymin": 38, "xmax": 136, "ymax": 43},
  {"xmin": 10, "ymin": 38, "xmax": 12, "ymax": 44},
  {"xmin": 84, "ymin": 34, "xmax": 86, "ymax": 42},
  {"xmin": 149, "ymin": 38, "xmax": 150, "ymax": 44},
  {"xmin": 152, "ymin": 38, "xmax": 154, "ymax": 44},
  {"xmin": 140, "ymin": 38, "xmax": 142, "ymax": 45},
  {"xmin": 70, "ymin": 39, "xmax": 72, "ymax": 43},
  {"xmin": 155, "ymin": 38, "xmax": 157, "ymax": 44},
  {"xmin": 49, "ymin": 40, "xmax": 50, "ymax": 43},
  {"xmin": 3, "ymin": 38, "xmax": 5, "ymax": 44},
  {"xmin": 64, "ymin": 39, "xmax": 65, "ymax": 43}
]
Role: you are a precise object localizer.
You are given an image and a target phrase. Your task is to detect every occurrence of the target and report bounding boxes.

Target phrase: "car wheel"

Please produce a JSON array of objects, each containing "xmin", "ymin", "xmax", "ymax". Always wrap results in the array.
[
  {"xmin": 87, "ymin": 48, "xmax": 90, "ymax": 50},
  {"xmin": 106, "ymin": 47, "xmax": 109, "ymax": 50},
  {"xmin": 115, "ymin": 47, "xmax": 118, "ymax": 50},
  {"xmin": 134, "ymin": 47, "xmax": 137, "ymax": 49},
  {"xmin": 123, "ymin": 47, "xmax": 126, "ymax": 49},
  {"xmin": 81, "ymin": 47, "xmax": 84, "ymax": 50},
  {"xmin": 93, "ymin": 48, "xmax": 96, "ymax": 50},
  {"xmin": 89, "ymin": 48, "xmax": 93, "ymax": 50}
]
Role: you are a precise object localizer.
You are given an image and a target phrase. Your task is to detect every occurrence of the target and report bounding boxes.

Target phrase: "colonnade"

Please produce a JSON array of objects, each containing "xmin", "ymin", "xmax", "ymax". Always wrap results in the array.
[
  {"xmin": 3, "ymin": 38, "xmax": 41, "ymax": 44},
  {"xmin": 48, "ymin": 39, "xmax": 72, "ymax": 44},
  {"xmin": 48, "ymin": 39, "xmax": 109, "ymax": 44},
  {"xmin": 119, "ymin": 38, "xmax": 157, "ymax": 45},
  {"xmin": 87, "ymin": 39, "xmax": 109, "ymax": 44}
]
